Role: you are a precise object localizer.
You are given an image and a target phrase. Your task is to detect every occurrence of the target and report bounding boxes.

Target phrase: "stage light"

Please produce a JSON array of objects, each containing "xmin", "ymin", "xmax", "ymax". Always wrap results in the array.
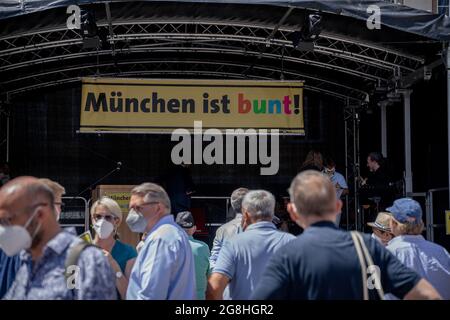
[
  {"xmin": 80, "ymin": 9, "xmax": 100, "ymax": 49},
  {"xmin": 291, "ymin": 13, "xmax": 322, "ymax": 51},
  {"xmin": 301, "ymin": 14, "xmax": 322, "ymax": 41},
  {"xmin": 80, "ymin": 10, "xmax": 98, "ymax": 38}
]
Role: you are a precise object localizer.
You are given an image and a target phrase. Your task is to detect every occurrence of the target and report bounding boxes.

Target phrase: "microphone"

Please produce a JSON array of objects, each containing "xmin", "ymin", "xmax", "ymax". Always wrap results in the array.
[{"xmin": 116, "ymin": 161, "xmax": 122, "ymax": 171}]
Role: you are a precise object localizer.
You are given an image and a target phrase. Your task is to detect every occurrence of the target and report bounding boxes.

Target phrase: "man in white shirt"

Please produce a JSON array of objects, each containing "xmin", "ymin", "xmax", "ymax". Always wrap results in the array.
[{"xmin": 386, "ymin": 198, "xmax": 450, "ymax": 300}]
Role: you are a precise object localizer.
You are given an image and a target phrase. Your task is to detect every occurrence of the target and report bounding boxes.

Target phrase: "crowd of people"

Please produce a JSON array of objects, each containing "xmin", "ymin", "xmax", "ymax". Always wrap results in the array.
[{"xmin": 0, "ymin": 155, "xmax": 449, "ymax": 300}]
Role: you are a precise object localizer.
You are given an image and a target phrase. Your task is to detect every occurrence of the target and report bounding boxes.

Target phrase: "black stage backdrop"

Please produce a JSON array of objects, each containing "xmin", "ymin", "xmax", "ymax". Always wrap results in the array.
[
  {"xmin": 6, "ymin": 78, "xmax": 450, "ymax": 249},
  {"xmin": 8, "ymin": 85, "xmax": 345, "ymax": 199}
]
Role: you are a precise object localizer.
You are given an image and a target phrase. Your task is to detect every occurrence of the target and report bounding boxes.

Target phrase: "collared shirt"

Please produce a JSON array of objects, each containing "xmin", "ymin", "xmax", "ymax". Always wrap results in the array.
[
  {"xmin": 0, "ymin": 250, "xmax": 20, "ymax": 299},
  {"xmin": 188, "ymin": 235, "xmax": 211, "ymax": 300},
  {"xmin": 252, "ymin": 221, "xmax": 421, "ymax": 300},
  {"xmin": 330, "ymin": 171, "xmax": 348, "ymax": 199},
  {"xmin": 209, "ymin": 214, "xmax": 242, "ymax": 271},
  {"xmin": 214, "ymin": 221, "xmax": 295, "ymax": 300},
  {"xmin": 126, "ymin": 215, "xmax": 196, "ymax": 300},
  {"xmin": 3, "ymin": 229, "xmax": 117, "ymax": 300},
  {"xmin": 387, "ymin": 235, "xmax": 450, "ymax": 299}
]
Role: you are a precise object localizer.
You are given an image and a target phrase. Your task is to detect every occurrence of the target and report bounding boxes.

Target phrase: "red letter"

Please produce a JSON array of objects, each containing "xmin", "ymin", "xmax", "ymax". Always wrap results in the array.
[{"xmin": 238, "ymin": 93, "xmax": 251, "ymax": 113}]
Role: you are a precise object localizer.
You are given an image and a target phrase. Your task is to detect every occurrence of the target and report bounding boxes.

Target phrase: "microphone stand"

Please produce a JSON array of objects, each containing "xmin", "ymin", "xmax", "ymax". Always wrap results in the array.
[
  {"xmin": 65, "ymin": 162, "xmax": 122, "ymax": 206},
  {"xmin": 75, "ymin": 162, "xmax": 122, "ymax": 198}
]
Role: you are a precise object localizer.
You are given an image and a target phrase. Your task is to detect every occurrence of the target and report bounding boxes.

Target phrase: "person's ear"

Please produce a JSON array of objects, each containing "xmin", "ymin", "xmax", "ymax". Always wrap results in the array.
[
  {"xmin": 192, "ymin": 225, "xmax": 197, "ymax": 234},
  {"xmin": 336, "ymin": 200, "xmax": 343, "ymax": 214},
  {"xmin": 287, "ymin": 202, "xmax": 300, "ymax": 224},
  {"xmin": 241, "ymin": 211, "xmax": 249, "ymax": 230}
]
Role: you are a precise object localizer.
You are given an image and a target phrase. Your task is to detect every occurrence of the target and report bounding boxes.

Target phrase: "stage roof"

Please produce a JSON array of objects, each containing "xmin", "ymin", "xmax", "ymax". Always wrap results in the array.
[{"xmin": 1, "ymin": 0, "xmax": 449, "ymax": 102}]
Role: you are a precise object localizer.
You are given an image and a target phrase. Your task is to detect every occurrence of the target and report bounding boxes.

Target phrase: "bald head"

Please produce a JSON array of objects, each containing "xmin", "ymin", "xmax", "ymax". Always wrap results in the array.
[
  {"xmin": 289, "ymin": 170, "xmax": 337, "ymax": 217},
  {"xmin": 0, "ymin": 176, "xmax": 55, "ymax": 218}
]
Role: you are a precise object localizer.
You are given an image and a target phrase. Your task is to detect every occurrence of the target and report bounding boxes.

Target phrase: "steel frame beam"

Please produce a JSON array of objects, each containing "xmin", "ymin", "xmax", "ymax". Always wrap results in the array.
[
  {"xmin": 3, "ymin": 59, "xmax": 369, "ymax": 100},
  {"xmin": 0, "ymin": 21, "xmax": 425, "ymax": 99}
]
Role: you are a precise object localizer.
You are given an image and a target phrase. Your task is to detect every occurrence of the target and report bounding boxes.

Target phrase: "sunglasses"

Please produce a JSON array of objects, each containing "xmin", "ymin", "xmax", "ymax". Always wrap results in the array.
[{"xmin": 93, "ymin": 214, "xmax": 116, "ymax": 222}]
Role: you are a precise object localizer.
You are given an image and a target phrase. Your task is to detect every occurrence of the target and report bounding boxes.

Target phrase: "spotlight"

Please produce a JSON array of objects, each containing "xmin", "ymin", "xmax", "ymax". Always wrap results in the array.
[
  {"xmin": 80, "ymin": 9, "xmax": 100, "ymax": 49},
  {"xmin": 291, "ymin": 13, "xmax": 322, "ymax": 51},
  {"xmin": 301, "ymin": 14, "xmax": 322, "ymax": 41},
  {"xmin": 424, "ymin": 67, "xmax": 432, "ymax": 81},
  {"xmin": 80, "ymin": 10, "xmax": 98, "ymax": 38}
]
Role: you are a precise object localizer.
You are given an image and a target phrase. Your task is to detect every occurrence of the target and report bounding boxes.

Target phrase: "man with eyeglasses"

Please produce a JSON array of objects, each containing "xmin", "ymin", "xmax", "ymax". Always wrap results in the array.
[
  {"xmin": 0, "ymin": 176, "xmax": 117, "ymax": 300},
  {"xmin": 125, "ymin": 182, "xmax": 196, "ymax": 300},
  {"xmin": 38, "ymin": 178, "xmax": 66, "ymax": 221}
]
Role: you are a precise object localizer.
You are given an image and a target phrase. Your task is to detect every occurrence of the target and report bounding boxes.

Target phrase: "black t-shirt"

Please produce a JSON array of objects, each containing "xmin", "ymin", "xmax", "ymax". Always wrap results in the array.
[{"xmin": 251, "ymin": 221, "xmax": 421, "ymax": 300}]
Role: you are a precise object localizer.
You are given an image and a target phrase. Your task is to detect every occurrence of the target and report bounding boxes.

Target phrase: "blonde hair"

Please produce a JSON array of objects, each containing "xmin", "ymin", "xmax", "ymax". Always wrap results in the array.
[
  {"xmin": 90, "ymin": 196, "xmax": 123, "ymax": 224},
  {"xmin": 392, "ymin": 217, "xmax": 424, "ymax": 235},
  {"xmin": 38, "ymin": 178, "xmax": 66, "ymax": 198}
]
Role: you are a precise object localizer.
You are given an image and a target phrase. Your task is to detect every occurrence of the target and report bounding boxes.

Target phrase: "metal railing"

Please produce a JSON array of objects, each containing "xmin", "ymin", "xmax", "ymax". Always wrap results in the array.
[
  {"xmin": 425, "ymin": 188, "xmax": 448, "ymax": 242},
  {"xmin": 60, "ymin": 196, "xmax": 89, "ymax": 232},
  {"xmin": 407, "ymin": 188, "xmax": 448, "ymax": 241}
]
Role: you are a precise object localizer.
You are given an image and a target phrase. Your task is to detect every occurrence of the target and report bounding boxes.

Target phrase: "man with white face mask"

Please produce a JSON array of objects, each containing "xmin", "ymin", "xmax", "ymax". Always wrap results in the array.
[
  {"xmin": 126, "ymin": 182, "xmax": 196, "ymax": 300},
  {"xmin": 0, "ymin": 176, "xmax": 117, "ymax": 300},
  {"xmin": 90, "ymin": 197, "xmax": 137, "ymax": 300}
]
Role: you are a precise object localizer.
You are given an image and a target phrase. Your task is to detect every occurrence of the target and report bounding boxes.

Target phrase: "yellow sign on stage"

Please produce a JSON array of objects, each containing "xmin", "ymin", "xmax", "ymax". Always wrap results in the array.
[
  {"xmin": 106, "ymin": 192, "xmax": 131, "ymax": 214},
  {"xmin": 80, "ymin": 77, "xmax": 304, "ymax": 134},
  {"xmin": 446, "ymin": 210, "xmax": 450, "ymax": 235}
]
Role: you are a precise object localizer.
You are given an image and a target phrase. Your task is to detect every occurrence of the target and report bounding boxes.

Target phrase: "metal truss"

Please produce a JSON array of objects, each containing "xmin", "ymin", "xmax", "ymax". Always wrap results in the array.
[
  {"xmin": 4, "ymin": 59, "xmax": 368, "ymax": 101},
  {"xmin": 5, "ymin": 62, "xmax": 363, "ymax": 102},
  {"xmin": 344, "ymin": 103, "xmax": 361, "ymax": 231},
  {"xmin": 0, "ymin": 20, "xmax": 426, "ymax": 101}
]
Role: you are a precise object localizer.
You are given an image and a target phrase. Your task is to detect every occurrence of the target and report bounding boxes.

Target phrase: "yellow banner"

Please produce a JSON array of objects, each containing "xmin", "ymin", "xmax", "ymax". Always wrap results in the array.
[
  {"xmin": 103, "ymin": 192, "xmax": 132, "ymax": 214},
  {"xmin": 80, "ymin": 78, "xmax": 304, "ymax": 134},
  {"xmin": 446, "ymin": 210, "xmax": 450, "ymax": 235}
]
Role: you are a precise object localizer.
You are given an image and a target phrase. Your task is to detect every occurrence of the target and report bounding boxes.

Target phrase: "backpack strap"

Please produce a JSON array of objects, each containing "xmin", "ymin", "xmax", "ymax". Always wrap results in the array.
[
  {"xmin": 350, "ymin": 231, "xmax": 385, "ymax": 300},
  {"xmin": 64, "ymin": 242, "xmax": 94, "ymax": 280}
]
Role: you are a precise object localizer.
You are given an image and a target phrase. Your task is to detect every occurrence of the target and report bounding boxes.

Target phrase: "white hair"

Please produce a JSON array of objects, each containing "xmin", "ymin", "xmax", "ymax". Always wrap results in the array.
[{"xmin": 241, "ymin": 190, "xmax": 275, "ymax": 221}]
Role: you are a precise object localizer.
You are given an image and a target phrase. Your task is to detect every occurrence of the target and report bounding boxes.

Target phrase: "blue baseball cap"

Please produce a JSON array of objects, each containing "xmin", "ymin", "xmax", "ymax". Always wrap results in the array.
[{"xmin": 386, "ymin": 198, "xmax": 422, "ymax": 224}]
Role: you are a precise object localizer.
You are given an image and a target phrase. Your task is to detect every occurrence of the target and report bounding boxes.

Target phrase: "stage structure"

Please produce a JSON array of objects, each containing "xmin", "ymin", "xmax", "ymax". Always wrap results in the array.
[{"xmin": 0, "ymin": 0, "xmax": 449, "ymax": 236}]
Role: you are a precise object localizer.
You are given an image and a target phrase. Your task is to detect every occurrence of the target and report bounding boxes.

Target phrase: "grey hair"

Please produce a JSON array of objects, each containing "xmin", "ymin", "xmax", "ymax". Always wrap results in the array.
[
  {"xmin": 131, "ymin": 183, "xmax": 171, "ymax": 213},
  {"xmin": 288, "ymin": 170, "xmax": 336, "ymax": 217},
  {"xmin": 241, "ymin": 190, "xmax": 275, "ymax": 221},
  {"xmin": 230, "ymin": 187, "xmax": 249, "ymax": 214}
]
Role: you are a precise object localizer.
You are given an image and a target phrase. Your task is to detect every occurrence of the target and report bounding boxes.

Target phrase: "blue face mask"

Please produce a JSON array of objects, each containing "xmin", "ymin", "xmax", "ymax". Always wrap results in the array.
[{"xmin": 126, "ymin": 208, "xmax": 148, "ymax": 233}]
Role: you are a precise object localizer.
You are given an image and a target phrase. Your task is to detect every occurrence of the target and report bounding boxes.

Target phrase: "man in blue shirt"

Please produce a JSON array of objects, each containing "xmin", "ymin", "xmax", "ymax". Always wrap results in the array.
[
  {"xmin": 126, "ymin": 182, "xmax": 196, "ymax": 300},
  {"xmin": 252, "ymin": 171, "xmax": 442, "ymax": 300},
  {"xmin": 0, "ymin": 250, "xmax": 20, "ymax": 299},
  {"xmin": 0, "ymin": 177, "xmax": 117, "ymax": 300},
  {"xmin": 386, "ymin": 198, "xmax": 450, "ymax": 299},
  {"xmin": 209, "ymin": 187, "xmax": 249, "ymax": 271},
  {"xmin": 207, "ymin": 190, "xmax": 295, "ymax": 300}
]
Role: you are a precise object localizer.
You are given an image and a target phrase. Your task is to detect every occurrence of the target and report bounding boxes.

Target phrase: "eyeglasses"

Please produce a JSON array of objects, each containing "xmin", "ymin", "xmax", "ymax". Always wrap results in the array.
[
  {"xmin": 93, "ymin": 214, "xmax": 117, "ymax": 222},
  {"xmin": 54, "ymin": 202, "xmax": 65, "ymax": 212},
  {"xmin": 132, "ymin": 201, "xmax": 159, "ymax": 212}
]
